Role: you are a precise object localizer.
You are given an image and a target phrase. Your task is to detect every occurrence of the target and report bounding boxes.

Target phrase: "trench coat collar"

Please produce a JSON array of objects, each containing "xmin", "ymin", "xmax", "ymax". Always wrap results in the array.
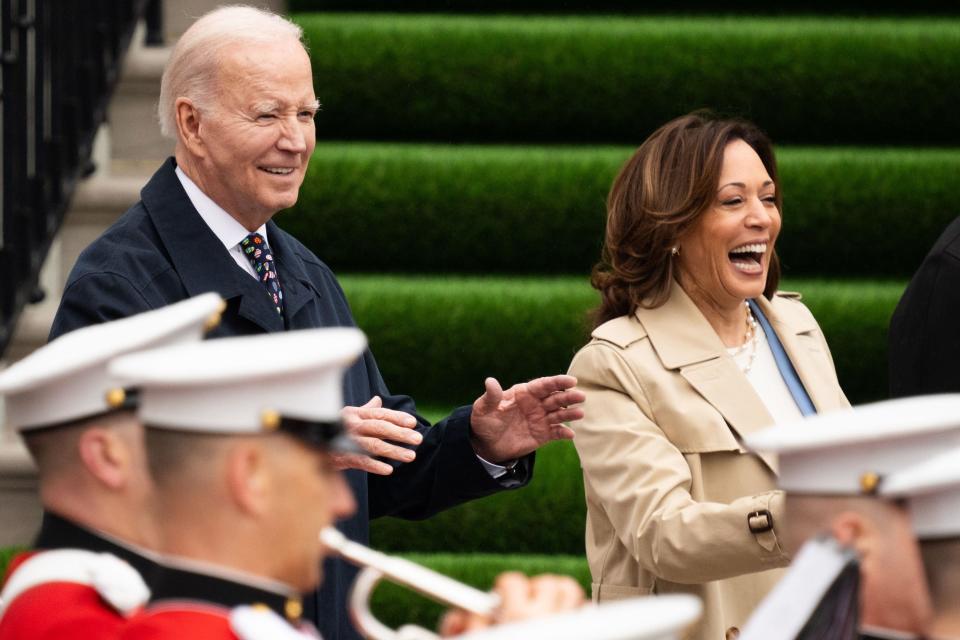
[
  {"xmin": 141, "ymin": 158, "xmax": 317, "ymax": 332},
  {"xmin": 752, "ymin": 292, "xmax": 837, "ymax": 416},
  {"xmin": 636, "ymin": 280, "xmax": 815, "ymax": 472}
]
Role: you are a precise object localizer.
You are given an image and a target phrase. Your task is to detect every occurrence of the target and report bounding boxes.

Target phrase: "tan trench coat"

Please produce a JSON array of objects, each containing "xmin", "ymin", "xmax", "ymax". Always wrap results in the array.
[{"xmin": 568, "ymin": 282, "xmax": 849, "ymax": 640}]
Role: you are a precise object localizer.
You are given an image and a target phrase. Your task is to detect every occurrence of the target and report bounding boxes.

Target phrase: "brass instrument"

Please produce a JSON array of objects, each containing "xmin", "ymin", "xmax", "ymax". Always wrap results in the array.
[
  {"xmin": 320, "ymin": 527, "xmax": 499, "ymax": 640},
  {"xmin": 320, "ymin": 527, "xmax": 702, "ymax": 640}
]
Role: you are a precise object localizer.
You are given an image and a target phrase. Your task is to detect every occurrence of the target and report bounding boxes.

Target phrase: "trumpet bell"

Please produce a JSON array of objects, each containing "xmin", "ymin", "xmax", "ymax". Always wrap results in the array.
[{"xmin": 321, "ymin": 527, "xmax": 500, "ymax": 640}]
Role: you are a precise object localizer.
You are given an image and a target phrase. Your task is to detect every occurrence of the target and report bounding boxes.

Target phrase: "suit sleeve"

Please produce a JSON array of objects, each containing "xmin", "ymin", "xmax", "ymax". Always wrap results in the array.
[
  {"xmin": 889, "ymin": 251, "xmax": 960, "ymax": 397},
  {"xmin": 311, "ymin": 267, "xmax": 532, "ymax": 521},
  {"xmin": 49, "ymin": 272, "xmax": 154, "ymax": 340},
  {"xmin": 364, "ymin": 349, "xmax": 532, "ymax": 520},
  {"xmin": 569, "ymin": 342, "xmax": 789, "ymax": 585}
]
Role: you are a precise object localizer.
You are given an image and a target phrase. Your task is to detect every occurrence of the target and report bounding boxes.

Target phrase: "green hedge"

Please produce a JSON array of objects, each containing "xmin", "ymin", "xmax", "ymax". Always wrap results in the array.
[
  {"xmin": 0, "ymin": 546, "xmax": 23, "ymax": 579},
  {"xmin": 294, "ymin": 15, "xmax": 960, "ymax": 145},
  {"xmin": 341, "ymin": 276, "xmax": 903, "ymax": 410},
  {"xmin": 371, "ymin": 553, "xmax": 590, "ymax": 632},
  {"xmin": 292, "ymin": 1, "xmax": 958, "ymax": 12},
  {"xmin": 281, "ymin": 145, "xmax": 960, "ymax": 278},
  {"xmin": 373, "ymin": 440, "xmax": 585, "ymax": 554}
]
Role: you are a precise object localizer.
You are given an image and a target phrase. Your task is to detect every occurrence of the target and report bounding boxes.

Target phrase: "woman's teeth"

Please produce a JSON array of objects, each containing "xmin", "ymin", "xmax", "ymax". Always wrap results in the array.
[
  {"xmin": 730, "ymin": 243, "xmax": 767, "ymax": 255},
  {"xmin": 729, "ymin": 243, "xmax": 767, "ymax": 274}
]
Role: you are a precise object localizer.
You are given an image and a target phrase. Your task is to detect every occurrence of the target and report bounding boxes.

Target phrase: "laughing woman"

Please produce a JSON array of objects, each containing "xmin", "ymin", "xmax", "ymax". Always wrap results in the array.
[{"xmin": 568, "ymin": 113, "xmax": 849, "ymax": 640}]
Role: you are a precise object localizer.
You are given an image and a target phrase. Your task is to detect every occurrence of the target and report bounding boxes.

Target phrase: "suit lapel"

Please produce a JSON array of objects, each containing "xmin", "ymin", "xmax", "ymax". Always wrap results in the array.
[
  {"xmin": 638, "ymin": 281, "xmax": 778, "ymax": 472},
  {"xmin": 265, "ymin": 220, "xmax": 321, "ymax": 329},
  {"xmin": 140, "ymin": 159, "xmax": 284, "ymax": 333}
]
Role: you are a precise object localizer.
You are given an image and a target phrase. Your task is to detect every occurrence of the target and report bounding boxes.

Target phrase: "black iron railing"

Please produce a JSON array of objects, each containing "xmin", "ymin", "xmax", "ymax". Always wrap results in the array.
[{"xmin": 0, "ymin": 0, "xmax": 161, "ymax": 355}]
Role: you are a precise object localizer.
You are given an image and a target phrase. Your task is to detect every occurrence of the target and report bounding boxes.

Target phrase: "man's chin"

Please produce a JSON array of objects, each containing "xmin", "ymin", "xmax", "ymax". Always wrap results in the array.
[{"xmin": 262, "ymin": 193, "xmax": 300, "ymax": 213}]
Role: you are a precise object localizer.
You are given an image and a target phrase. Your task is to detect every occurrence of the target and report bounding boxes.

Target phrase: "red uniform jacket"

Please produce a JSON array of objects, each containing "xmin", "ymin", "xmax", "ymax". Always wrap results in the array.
[
  {"xmin": 120, "ymin": 602, "xmax": 319, "ymax": 639},
  {"xmin": 0, "ymin": 512, "xmax": 156, "ymax": 640},
  {"xmin": 118, "ymin": 562, "xmax": 318, "ymax": 640},
  {"xmin": 0, "ymin": 549, "xmax": 149, "ymax": 639}
]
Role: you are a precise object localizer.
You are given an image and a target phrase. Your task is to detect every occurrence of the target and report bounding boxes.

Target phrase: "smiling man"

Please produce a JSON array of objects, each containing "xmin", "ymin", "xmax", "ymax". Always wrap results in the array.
[{"xmin": 49, "ymin": 6, "xmax": 584, "ymax": 640}]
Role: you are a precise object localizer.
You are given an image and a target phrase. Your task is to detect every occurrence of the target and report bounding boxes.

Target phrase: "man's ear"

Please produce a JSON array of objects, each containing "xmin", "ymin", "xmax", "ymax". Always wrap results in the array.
[
  {"xmin": 77, "ymin": 428, "xmax": 129, "ymax": 490},
  {"xmin": 830, "ymin": 510, "xmax": 871, "ymax": 552},
  {"xmin": 225, "ymin": 440, "xmax": 270, "ymax": 518},
  {"xmin": 174, "ymin": 97, "xmax": 205, "ymax": 157}
]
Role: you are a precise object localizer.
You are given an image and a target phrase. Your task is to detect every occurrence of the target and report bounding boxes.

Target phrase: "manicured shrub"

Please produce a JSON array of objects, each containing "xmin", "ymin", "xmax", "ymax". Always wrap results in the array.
[
  {"xmin": 339, "ymin": 275, "xmax": 598, "ymax": 409},
  {"xmin": 294, "ymin": 15, "xmax": 960, "ymax": 145},
  {"xmin": 342, "ymin": 275, "xmax": 902, "ymax": 425},
  {"xmin": 0, "ymin": 546, "xmax": 23, "ymax": 579},
  {"xmin": 370, "ymin": 552, "xmax": 590, "ymax": 632},
  {"xmin": 292, "ymin": 1, "xmax": 957, "ymax": 13},
  {"xmin": 372, "ymin": 440, "xmax": 586, "ymax": 555},
  {"xmin": 281, "ymin": 145, "xmax": 960, "ymax": 278}
]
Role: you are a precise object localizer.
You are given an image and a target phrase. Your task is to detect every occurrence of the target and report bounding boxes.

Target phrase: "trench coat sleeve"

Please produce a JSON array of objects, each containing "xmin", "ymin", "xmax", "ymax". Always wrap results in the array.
[{"xmin": 569, "ymin": 342, "xmax": 790, "ymax": 585}]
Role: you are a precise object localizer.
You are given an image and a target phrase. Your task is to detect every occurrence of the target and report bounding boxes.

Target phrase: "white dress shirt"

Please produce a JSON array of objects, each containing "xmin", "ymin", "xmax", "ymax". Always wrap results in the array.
[
  {"xmin": 729, "ymin": 330, "xmax": 804, "ymax": 425},
  {"xmin": 175, "ymin": 166, "xmax": 270, "ymax": 278}
]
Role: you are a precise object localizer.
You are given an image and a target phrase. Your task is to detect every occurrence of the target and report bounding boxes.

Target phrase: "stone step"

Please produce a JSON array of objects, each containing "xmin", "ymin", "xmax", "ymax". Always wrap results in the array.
[
  {"xmin": 108, "ymin": 24, "xmax": 173, "ymax": 168},
  {"xmin": 164, "ymin": 0, "xmax": 285, "ymax": 42},
  {"xmin": 0, "ymin": 438, "xmax": 39, "ymax": 548},
  {"xmin": 5, "ymin": 170, "xmax": 145, "ymax": 363}
]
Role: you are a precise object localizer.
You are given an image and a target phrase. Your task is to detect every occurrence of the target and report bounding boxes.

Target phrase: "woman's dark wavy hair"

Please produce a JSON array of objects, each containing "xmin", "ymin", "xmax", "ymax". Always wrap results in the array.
[{"xmin": 590, "ymin": 111, "xmax": 782, "ymax": 328}]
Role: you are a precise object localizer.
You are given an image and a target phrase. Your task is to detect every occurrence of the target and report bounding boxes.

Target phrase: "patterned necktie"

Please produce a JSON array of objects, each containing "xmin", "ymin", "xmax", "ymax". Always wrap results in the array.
[{"xmin": 240, "ymin": 232, "xmax": 284, "ymax": 316}]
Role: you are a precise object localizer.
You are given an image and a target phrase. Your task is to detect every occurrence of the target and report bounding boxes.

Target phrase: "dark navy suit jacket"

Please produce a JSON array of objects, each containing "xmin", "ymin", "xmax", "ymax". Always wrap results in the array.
[
  {"xmin": 50, "ymin": 158, "xmax": 530, "ymax": 640},
  {"xmin": 889, "ymin": 215, "xmax": 960, "ymax": 398}
]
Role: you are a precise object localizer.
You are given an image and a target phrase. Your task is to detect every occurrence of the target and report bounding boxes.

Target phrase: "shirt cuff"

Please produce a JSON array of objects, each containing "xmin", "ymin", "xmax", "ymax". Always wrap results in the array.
[{"xmin": 475, "ymin": 453, "xmax": 519, "ymax": 479}]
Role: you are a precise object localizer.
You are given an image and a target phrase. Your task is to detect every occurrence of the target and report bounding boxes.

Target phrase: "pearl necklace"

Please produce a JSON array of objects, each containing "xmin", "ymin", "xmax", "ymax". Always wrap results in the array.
[{"xmin": 730, "ymin": 301, "xmax": 760, "ymax": 374}]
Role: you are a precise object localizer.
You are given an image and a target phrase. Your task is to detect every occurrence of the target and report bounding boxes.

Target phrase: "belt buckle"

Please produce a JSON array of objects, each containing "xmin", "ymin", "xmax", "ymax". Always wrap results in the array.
[{"xmin": 747, "ymin": 509, "xmax": 774, "ymax": 534}]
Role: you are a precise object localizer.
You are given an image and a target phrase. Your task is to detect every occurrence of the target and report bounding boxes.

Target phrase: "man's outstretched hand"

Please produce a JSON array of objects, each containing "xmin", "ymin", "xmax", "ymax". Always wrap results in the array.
[
  {"xmin": 332, "ymin": 396, "xmax": 422, "ymax": 476},
  {"xmin": 469, "ymin": 375, "xmax": 585, "ymax": 464}
]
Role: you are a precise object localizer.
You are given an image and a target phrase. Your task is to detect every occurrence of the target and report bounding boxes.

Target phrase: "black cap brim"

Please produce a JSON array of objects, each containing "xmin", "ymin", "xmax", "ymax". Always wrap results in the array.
[{"xmin": 278, "ymin": 417, "xmax": 365, "ymax": 455}]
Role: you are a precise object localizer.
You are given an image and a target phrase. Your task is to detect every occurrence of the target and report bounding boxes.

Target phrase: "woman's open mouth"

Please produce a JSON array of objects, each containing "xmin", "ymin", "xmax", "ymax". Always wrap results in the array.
[{"xmin": 728, "ymin": 242, "xmax": 767, "ymax": 275}]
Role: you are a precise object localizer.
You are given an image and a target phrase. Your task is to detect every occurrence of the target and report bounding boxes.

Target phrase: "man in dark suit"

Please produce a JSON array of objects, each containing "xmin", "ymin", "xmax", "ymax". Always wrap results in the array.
[
  {"xmin": 889, "ymin": 216, "xmax": 960, "ymax": 397},
  {"xmin": 49, "ymin": 6, "xmax": 585, "ymax": 639}
]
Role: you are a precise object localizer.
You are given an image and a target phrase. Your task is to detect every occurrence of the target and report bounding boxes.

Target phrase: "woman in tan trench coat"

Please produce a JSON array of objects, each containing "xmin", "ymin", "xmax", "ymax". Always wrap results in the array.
[{"xmin": 568, "ymin": 113, "xmax": 849, "ymax": 640}]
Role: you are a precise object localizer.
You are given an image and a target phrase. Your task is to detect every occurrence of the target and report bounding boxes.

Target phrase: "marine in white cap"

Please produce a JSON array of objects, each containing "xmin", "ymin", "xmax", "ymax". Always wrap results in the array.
[
  {"xmin": 109, "ymin": 328, "xmax": 595, "ymax": 640},
  {"xmin": 110, "ymin": 327, "xmax": 367, "ymax": 639},
  {"xmin": 881, "ymin": 447, "xmax": 960, "ymax": 638},
  {"xmin": 740, "ymin": 394, "xmax": 960, "ymax": 640},
  {"xmin": 0, "ymin": 293, "xmax": 225, "ymax": 640}
]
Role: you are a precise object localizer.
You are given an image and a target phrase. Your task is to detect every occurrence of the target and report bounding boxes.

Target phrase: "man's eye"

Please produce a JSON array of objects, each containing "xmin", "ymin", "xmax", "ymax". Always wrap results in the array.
[
  {"xmin": 257, "ymin": 114, "xmax": 276, "ymax": 121},
  {"xmin": 298, "ymin": 111, "xmax": 315, "ymax": 119}
]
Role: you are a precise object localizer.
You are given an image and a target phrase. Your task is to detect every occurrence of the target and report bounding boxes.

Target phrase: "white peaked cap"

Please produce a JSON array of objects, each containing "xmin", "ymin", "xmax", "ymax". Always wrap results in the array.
[
  {"xmin": 743, "ymin": 394, "xmax": 960, "ymax": 496},
  {"xmin": 0, "ymin": 293, "xmax": 225, "ymax": 432},
  {"xmin": 459, "ymin": 594, "xmax": 702, "ymax": 640},
  {"xmin": 108, "ymin": 328, "xmax": 367, "ymax": 452},
  {"xmin": 881, "ymin": 448, "xmax": 960, "ymax": 540}
]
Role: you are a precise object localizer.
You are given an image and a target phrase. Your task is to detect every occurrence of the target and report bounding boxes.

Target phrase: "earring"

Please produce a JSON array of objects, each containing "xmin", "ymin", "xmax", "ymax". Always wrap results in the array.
[{"xmin": 670, "ymin": 246, "xmax": 679, "ymax": 257}]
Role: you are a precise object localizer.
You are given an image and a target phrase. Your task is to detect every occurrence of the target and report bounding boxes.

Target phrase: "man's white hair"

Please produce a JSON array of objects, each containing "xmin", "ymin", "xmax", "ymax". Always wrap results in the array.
[{"xmin": 158, "ymin": 5, "xmax": 305, "ymax": 139}]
